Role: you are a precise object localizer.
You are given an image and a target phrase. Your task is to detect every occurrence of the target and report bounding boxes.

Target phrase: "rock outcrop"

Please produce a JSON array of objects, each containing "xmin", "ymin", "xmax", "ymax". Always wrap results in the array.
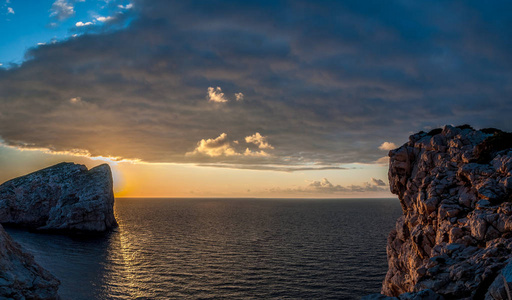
[
  {"xmin": 0, "ymin": 162, "xmax": 117, "ymax": 233},
  {"xmin": 0, "ymin": 224, "xmax": 60, "ymax": 299},
  {"xmin": 368, "ymin": 125, "xmax": 512, "ymax": 299}
]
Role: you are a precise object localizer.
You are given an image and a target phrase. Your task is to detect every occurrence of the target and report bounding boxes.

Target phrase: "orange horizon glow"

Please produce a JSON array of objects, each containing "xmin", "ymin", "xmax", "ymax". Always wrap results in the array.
[{"xmin": 0, "ymin": 144, "xmax": 393, "ymax": 199}]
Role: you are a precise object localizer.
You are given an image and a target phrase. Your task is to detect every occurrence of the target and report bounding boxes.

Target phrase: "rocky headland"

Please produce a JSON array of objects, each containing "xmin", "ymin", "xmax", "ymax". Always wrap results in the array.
[
  {"xmin": 0, "ymin": 162, "xmax": 119, "ymax": 298},
  {"xmin": 0, "ymin": 162, "xmax": 117, "ymax": 233},
  {"xmin": 0, "ymin": 224, "xmax": 60, "ymax": 299},
  {"xmin": 365, "ymin": 125, "xmax": 512, "ymax": 299}
]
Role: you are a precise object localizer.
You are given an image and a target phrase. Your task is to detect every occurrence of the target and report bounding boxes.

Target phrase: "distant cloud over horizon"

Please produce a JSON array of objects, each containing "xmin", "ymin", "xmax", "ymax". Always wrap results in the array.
[
  {"xmin": 269, "ymin": 177, "xmax": 388, "ymax": 194},
  {"xmin": 1, "ymin": 0, "xmax": 512, "ymax": 171}
]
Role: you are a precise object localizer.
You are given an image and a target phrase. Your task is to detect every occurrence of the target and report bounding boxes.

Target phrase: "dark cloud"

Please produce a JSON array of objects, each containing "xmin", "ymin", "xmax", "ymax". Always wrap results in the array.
[
  {"xmin": 1, "ymin": 0, "xmax": 512, "ymax": 169},
  {"xmin": 196, "ymin": 164, "xmax": 349, "ymax": 173},
  {"xmin": 370, "ymin": 178, "xmax": 386, "ymax": 187}
]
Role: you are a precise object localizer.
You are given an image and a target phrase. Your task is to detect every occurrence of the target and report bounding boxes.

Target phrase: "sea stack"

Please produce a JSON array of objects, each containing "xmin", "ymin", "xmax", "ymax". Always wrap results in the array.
[
  {"xmin": 367, "ymin": 125, "xmax": 512, "ymax": 299},
  {"xmin": 0, "ymin": 162, "xmax": 117, "ymax": 233},
  {"xmin": 0, "ymin": 224, "xmax": 60, "ymax": 298}
]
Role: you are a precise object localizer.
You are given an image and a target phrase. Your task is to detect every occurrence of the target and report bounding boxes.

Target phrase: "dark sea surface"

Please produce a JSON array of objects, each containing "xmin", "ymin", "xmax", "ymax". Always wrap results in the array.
[{"xmin": 5, "ymin": 198, "xmax": 402, "ymax": 299}]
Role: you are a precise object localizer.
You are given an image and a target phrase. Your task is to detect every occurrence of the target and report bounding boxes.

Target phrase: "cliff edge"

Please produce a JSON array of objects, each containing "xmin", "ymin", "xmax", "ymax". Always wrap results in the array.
[
  {"xmin": 0, "ymin": 162, "xmax": 117, "ymax": 233},
  {"xmin": 0, "ymin": 224, "xmax": 60, "ymax": 299},
  {"xmin": 369, "ymin": 125, "xmax": 512, "ymax": 299}
]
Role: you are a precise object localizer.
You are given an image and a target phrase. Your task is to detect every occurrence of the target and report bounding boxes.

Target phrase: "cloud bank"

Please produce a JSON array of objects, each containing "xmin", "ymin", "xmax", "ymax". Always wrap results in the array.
[{"xmin": 1, "ymin": 0, "xmax": 512, "ymax": 170}]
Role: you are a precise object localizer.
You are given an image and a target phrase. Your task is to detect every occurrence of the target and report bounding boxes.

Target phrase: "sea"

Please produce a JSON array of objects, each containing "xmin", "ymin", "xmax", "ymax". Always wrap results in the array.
[{"xmin": 5, "ymin": 198, "xmax": 402, "ymax": 300}]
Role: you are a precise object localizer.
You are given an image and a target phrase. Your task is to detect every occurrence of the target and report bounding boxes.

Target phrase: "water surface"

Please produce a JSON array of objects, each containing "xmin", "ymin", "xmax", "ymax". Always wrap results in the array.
[{"xmin": 6, "ymin": 198, "xmax": 401, "ymax": 299}]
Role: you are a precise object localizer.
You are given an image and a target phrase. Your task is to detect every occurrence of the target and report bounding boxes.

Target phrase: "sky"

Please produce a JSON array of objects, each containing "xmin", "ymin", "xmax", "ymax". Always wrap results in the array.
[{"xmin": 1, "ymin": 0, "xmax": 511, "ymax": 198}]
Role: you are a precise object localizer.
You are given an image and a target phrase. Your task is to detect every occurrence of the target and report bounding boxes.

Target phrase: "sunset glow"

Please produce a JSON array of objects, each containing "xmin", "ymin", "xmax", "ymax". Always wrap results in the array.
[{"xmin": 1, "ymin": 0, "xmax": 511, "ymax": 198}]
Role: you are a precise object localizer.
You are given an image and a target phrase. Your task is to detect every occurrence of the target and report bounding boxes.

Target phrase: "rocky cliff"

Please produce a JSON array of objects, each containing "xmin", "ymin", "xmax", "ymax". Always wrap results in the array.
[
  {"xmin": 0, "ymin": 224, "xmax": 60, "ymax": 299},
  {"xmin": 367, "ymin": 125, "xmax": 512, "ymax": 299},
  {"xmin": 0, "ymin": 162, "xmax": 117, "ymax": 233}
]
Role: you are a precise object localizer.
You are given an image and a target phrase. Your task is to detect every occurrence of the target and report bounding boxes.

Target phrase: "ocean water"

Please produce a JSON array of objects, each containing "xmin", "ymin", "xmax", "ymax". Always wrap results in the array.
[{"xmin": 5, "ymin": 198, "xmax": 401, "ymax": 299}]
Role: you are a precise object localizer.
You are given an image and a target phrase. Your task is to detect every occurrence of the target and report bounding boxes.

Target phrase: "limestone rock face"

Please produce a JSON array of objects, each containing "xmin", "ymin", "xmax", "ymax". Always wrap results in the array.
[
  {"xmin": 383, "ymin": 125, "xmax": 512, "ymax": 299},
  {"xmin": 0, "ymin": 224, "xmax": 60, "ymax": 299},
  {"xmin": 0, "ymin": 162, "xmax": 117, "ymax": 233}
]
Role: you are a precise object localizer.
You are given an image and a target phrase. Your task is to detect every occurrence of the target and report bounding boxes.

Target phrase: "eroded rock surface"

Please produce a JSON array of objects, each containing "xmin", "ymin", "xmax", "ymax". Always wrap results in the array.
[
  {"xmin": 0, "ymin": 162, "xmax": 117, "ymax": 233},
  {"xmin": 380, "ymin": 125, "xmax": 512, "ymax": 299},
  {"xmin": 0, "ymin": 224, "xmax": 60, "ymax": 299}
]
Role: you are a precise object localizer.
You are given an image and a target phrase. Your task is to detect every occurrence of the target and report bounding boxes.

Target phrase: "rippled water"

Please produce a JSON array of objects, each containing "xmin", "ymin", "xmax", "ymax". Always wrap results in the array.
[{"xmin": 5, "ymin": 198, "xmax": 401, "ymax": 299}]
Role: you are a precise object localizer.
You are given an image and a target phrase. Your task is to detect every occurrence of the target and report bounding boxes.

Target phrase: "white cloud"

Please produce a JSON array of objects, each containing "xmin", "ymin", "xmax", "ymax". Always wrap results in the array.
[
  {"xmin": 7, "ymin": 7, "xmax": 14, "ymax": 14},
  {"xmin": 245, "ymin": 132, "xmax": 274, "ymax": 149},
  {"xmin": 118, "ymin": 3, "xmax": 133, "ymax": 9},
  {"xmin": 235, "ymin": 92, "xmax": 244, "ymax": 101},
  {"xmin": 207, "ymin": 87, "xmax": 228, "ymax": 103},
  {"xmin": 96, "ymin": 16, "xmax": 114, "ymax": 22},
  {"xmin": 187, "ymin": 133, "xmax": 239, "ymax": 157},
  {"xmin": 50, "ymin": 0, "xmax": 75, "ymax": 20},
  {"xmin": 244, "ymin": 148, "xmax": 269, "ymax": 157},
  {"xmin": 75, "ymin": 21, "xmax": 93, "ymax": 27},
  {"xmin": 378, "ymin": 142, "xmax": 397, "ymax": 151}
]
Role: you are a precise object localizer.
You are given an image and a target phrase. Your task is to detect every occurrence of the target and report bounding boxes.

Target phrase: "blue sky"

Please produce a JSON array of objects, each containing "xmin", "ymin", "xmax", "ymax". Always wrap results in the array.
[
  {"xmin": 0, "ymin": 0, "xmax": 132, "ymax": 65},
  {"xmin": 0, "ymin": 0, "xmax": 511, "ymax": 197}
]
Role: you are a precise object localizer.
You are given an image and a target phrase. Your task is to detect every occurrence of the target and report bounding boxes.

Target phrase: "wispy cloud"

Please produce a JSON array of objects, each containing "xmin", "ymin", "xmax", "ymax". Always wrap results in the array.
[
  {"xmin": 235, "ymin": 92, "xmax": 244, "ymax": 101},
  {"xmin": 197, "ymin": 164, "xmax": 348, "ymax": 172},
  {"xmin": 118, "ymin": 3, "xmax": 133, "ymax": 10},
  {"xmin": 50, "ymin": 0, "xmax": 75, "ymax": 20},
  {"xmin": 7, "ymin": 7, "xmax": 13, "ymax": 14}
]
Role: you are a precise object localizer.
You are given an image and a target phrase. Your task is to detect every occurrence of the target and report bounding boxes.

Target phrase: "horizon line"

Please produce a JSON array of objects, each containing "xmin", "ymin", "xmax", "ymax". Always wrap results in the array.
[{"xmin": 115, "ymin": 196, "xmax": 397, "ymax": 200}]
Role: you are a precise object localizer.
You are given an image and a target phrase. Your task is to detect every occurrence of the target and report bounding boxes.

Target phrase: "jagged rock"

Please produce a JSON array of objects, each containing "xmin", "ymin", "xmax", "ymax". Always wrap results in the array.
[
  {"xmin": 0, "ymin": 162, "xmax": 117, "ymax": 233},
  {"xmin": 0, "ymin": 224, "xmax": 60, "ymax": 299},
  {"xmin": 382, "ymin": 125, "xmax": 512, "ymax": 299}
]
